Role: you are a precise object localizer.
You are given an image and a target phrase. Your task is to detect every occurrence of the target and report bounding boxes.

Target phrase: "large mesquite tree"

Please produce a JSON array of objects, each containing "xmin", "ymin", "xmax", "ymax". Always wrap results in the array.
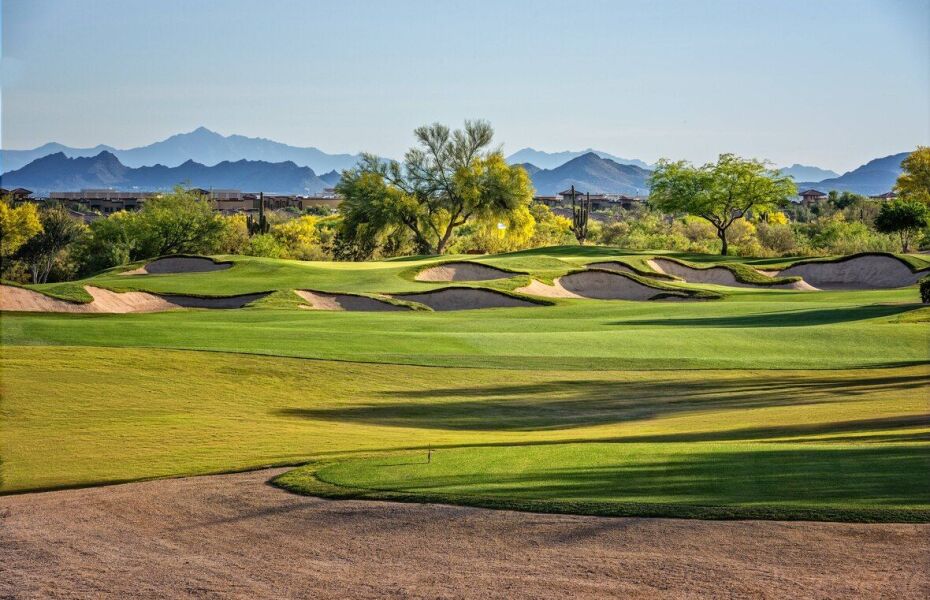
[
  {"xmin": 336, "ymin": 120, "xmax": 533, "ymax": 256},
  {"xmin": 649, "ymin": 154, "xmax": 796, "ymax": 255}
]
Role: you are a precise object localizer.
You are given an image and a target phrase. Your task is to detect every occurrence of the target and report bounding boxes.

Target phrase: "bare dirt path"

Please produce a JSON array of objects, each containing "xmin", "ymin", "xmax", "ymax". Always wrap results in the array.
[{"xmin": 1, "ymin": 468, "xmax": 927, "ymax": 599}]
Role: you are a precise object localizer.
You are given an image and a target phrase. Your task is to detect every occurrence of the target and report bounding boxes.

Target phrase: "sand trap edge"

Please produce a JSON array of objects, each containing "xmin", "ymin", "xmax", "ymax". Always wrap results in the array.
[
  {"xmin": 390, "ymin": 287, "xmax": 549, "ymax": 311},
  {"xmin": 294, "ymin": 290, "xmax": 412, "ymax": 311},
  {"xmin": 120, "ymin": 255, "xmax": 234, "ymax": 276},
  {"xmin": 413, "ymin": 261, "xmax": 520, "ymax": 282}
]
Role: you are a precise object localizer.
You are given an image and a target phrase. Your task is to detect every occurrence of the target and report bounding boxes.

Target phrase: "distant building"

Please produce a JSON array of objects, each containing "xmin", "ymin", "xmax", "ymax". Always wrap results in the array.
[
  {"xmin": 49, "ymin": 190, "xmax": 157, "ymax": 213},
  {"xmin": 869, "ymin": 191, "xmax": 897, "ymax": 201},
  {"xmin": 0, "ymin": 187, "xmax": 34, "ymax": 202},
  {"xmin": 532, "ymin": 195, "xmax": 562, "ymax": 207},
  {"xmin": 798, "ymin": 189, "xmax": 827, "ymax": 205}
]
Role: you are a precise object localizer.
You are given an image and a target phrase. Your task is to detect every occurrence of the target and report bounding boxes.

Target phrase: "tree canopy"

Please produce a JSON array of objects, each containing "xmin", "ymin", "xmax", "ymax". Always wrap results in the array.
[
  {"xmin": 895, "ymin": 146, "xmax": 930, "ymax": 205},
  {"xmin": 874, "ymin": 199, "xmax": 929, "ymax": 253},
  {"xmin": 649, "ymin": 154, "xmax": 796, "ymax": 255},
  {"xmin": 0, "ymin": 197, "xmax": 42, "ymax": 260},
  {"xmin": 336, "ymin": 120, "xmax": 534, "ymax": 256}
]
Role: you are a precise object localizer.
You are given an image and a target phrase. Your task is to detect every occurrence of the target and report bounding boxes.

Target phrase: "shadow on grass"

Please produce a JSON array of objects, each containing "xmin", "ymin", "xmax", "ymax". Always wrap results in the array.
[
  {"xmin": 277, "ymin": 372, "xmax": 929, "ymax": 432},
  {"xmin": 347, "ymin": 445, "xmax": 930, "ymax": 511},
  {"xmin": 618, "ymin": 304, "xmax": 923, "ymax": 328}
]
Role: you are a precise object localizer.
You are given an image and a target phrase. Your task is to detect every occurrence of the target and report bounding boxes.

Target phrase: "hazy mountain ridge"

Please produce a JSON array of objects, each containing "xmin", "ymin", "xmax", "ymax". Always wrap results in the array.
[
  {"xmin": 506, "ymin": 147, "xmax": 651, "ymax": 170},
  {"xmin": 1, "ymin": 151, "xmax": 329, "ymax": 194},
  {"xmin": 795, "ymin": 152, "xmax": 910, "ymax": 195},
  {"xmin": 1, "ymin": 127, "xmax": 361, "ymax": 174},
  {"xmin": 779, "ymin": 164, "xmax": 839, "ymax": 181},
  {"xmin": 524, "ymin": 152, "xmax": 652, "ymax": 195}
]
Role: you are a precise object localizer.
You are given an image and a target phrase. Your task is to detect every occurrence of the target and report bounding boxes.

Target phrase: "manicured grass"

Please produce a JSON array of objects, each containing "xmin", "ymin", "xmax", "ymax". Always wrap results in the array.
[
  {"xmin": 3, "ymin": 247, "xmax": 929, "ymax": 521},
  {"xmin": 2, "ymin": 346, "xmax": 927, "ymax": 521},
  {"xmin": 285, "ymin": 442, "xmax": 930, "ymax": 522},
  {"xmin": 2, "ymin": 290, "xmax": 926, "ymax": 370}
]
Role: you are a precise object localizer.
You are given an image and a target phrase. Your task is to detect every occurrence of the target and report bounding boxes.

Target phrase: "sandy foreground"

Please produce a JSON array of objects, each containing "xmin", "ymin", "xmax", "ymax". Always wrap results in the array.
[{"xmin": 1, "ymin": 469, "xmax": 927, "ymax": 599}]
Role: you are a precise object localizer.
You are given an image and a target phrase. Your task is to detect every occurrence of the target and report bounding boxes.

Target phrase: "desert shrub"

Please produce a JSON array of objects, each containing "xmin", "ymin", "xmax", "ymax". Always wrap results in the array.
[
  {"xmin": 243, "ymin": 233, "xmax": 287, "ymax": 258},
  {"xmin": 215, "ymin": 214, "xmax": 250, "ymax": 254},
  {"xmin": 73, "ymin": 211, "xmax": 139, "ymax": 276},
  {"xmin": 756, "ymin": 222, "xmax": 798, "ymax": 255}
]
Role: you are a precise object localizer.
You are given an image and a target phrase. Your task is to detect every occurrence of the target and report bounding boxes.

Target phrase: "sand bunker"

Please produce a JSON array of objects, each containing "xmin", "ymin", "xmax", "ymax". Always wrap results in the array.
[
  {"xmin": 393, "ymin": 288, "xmax": 538, "ymax": 311},
  {"xmin": 158, "ymin": 293, "xmax": 268, "ymax": 309},
  {"xmin": 415, "ymin": 262, "xmax": 512, "ymax": 282},
  {"xmin": 121, "ymin": 256, "xmax": 232, "ymax": 276},
  {"xmin": 648, "ymin": 258, "xmax": 814, "ymax": 290},
  {"xmin": 0, "ymin": 284, "xmax": 266, "ymax": 313},
  {"xmin": 295, "ymin": 290, "xmax": 409, "ymax": 311},
  {"xmin": 517, "ymin": 270, "xmax": 686, "ymax": 301},
  {"xmin": 777, "ymin": 255, "xmax": 926, "ymax": 290},
  {"xmin": 586, "ymin": 261, "xmax": 638, "ymax": 275}
]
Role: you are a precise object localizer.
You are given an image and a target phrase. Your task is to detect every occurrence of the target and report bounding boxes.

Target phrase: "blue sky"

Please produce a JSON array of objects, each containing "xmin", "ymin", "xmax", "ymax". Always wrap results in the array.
[{"xmin": 2, "ymin": 0, "xmax": 928, "ymax": 171}]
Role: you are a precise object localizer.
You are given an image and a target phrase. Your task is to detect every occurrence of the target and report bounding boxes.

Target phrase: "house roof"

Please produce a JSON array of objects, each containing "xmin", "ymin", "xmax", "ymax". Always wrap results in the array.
[
  {"xmin": 798, "ymin": 189, "xmax": 827, "ymax": 197},
  {"xmin": 558, "ymin": 188, "xmax": 584, "ymax": 196},
  {"xmin": 870, "ymin": 191, "xmax": 897, "ymax": 199}
]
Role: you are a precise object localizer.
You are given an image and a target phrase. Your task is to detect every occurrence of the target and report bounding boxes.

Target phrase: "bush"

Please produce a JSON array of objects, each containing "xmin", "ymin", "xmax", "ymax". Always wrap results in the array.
[
  {"xmin": 920, "ymin": 277, "xmax": 930, "ymax": 304},
  {"xmin": 244, "ymin": 233, "xmax": 287, "ymax": 258}
]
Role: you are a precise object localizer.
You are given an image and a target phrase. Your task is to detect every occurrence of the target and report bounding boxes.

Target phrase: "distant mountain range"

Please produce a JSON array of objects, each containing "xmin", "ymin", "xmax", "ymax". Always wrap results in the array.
[
  {"xmin": 779, "ymin": 164, "xmax": 839, "ymax": 181},
  {"xmin": 0, "ymin": 127, "xmax": 911, "ymax": 197},
  {"xmin": 506, "ymin": 148, "xmax": 651, "ymax": 170},
  {"xmin": 1, "ymin": 127, "xmax": 361, "ymax": 174},
  {"xmin": 520, "ymin": 152, "xmax": 652, "ymax": 195},
  {"xmin": 1, "ymin": 151, "xmax": 330, "ymax": 195},
  {"xmin": 795, "ymin": 152, "xmax": 909, "ymax": 196}
]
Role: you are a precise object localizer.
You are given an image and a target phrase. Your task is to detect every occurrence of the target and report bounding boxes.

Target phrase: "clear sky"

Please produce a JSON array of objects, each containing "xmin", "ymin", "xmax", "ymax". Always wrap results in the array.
[{"xmin": 2, "ymin": 0, "xmax": 928, "ymax": 171}]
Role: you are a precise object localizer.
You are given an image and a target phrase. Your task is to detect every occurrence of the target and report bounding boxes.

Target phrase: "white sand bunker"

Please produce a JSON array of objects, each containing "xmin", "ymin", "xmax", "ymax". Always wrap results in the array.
[
  {"xmin": 648, "ymin": 258, "xmax": 814, "ymax": 290},
  {"xmin": 1, "ymin": 285, "xmax": 178, "ymax": 313},
  {"xmin": 415, "ymin": 262, "xmax": 512, "ymax": 282},
  {"xmin": 586, "ymin": 261, "xmax": 638, "ymax": 275},
  {"xmin": 121, "ymin": 256, "xmax": 232, "ymax": 275},
  {"xmin": 393, "ymin": 288, "xmax": 538, "ymax": 311},
  {"xmin": 517, "ymin": 270, "xmax": 686, "ymax": 301},
  {"xmin": 778, "ymin": 254, "xmax": 927, "ymax": 289},
  {"xmin": 158, "ymin": 293, "xmax": 268, "ymax": 309},
  {"xmin": 295, "ymin": 290, "xmax": 409, "ymax": 311},
  {"xmin": 0, "ymin": 284, "xmax": 266, "ymax": 313}
]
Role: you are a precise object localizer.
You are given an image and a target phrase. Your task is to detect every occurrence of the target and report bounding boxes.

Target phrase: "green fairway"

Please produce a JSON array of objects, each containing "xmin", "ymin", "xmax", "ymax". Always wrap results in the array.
[{"xmin": 2, "ymin": 247, "xmax": 929, "ymax": 521}]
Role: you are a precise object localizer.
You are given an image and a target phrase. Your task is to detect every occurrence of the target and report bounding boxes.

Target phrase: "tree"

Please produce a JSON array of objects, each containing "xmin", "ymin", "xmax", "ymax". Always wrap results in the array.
[
  {"xmin": 874, "ymin": 199, "xmax": 929, "ymax": 253},
  {"xmin": 135, "ymin": 186, "xmax": 225, "ymax": 256},
  {"xmin": 895, "ymin": 147, "xmax": 930, "ymax": 205},
  {"xmin": 649, "ymin": 154, "xmax": 796, "ymax": 255},
  {"xmin": 336, "ymin": 120, "xmax": 534, "ymax": 255},
  {"xmin": 0, "ymin": 196, "xmax": 42, "ymax": 260},
  {"xmin": 16, "ymin": 206, "xmax": 85, "ymax": 283}
]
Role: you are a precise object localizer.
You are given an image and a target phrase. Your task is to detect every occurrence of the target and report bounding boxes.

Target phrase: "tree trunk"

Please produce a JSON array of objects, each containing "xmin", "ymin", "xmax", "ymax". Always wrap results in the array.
[{"xmin": 718, "ymin": 228, "xmax": 729, "ymax": 256}]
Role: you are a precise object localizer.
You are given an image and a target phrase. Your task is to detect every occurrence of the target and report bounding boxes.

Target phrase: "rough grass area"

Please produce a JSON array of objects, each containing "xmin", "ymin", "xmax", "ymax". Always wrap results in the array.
[{"xmin": 2, "ymin": 346, "xmax": 927, "ymax": 522}]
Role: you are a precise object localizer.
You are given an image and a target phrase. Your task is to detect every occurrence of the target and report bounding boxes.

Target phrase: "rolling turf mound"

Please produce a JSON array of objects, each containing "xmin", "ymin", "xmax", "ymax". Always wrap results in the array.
[
  {"xmin": 414, "ymin": 262, "xmax": 514, "ymax": 282},
  {"xmin": 392, "ymin": 288, "xmax": 541, "ymax": 311},
  {"xmin": 777, "ymin": 253, "xmax": 928, "ymax": 289},
  {"xmin": 295, "ymin": 290, "xmax": 410, "ymax": 311},
  {"xmin": 0, "ymin": 284, "xmax": 266, "ymax": 313},
  {"xmin": 121, "ymin": 255, "xmax": 232, "ymax": 276},
  {"xmin": 517, "ymin": 269, "xmax": 707, "ymax": 301},
  {"xmin": 648, "ymin": 258, "xmax": 814, "ymax": 290},
  {"xmin": 586, "ymin": 261, "xmax": 675, "ymax": 280}
]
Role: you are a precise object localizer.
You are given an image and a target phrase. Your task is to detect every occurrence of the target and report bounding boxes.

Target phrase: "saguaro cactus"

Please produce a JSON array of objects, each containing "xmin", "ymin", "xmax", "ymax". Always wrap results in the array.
[
  {"xmin": 570, "ymin": 186, "xmax": 590, "ymax": 245},
  {"xmin": 247, "ymin": 192, "xmax": 270, "ymax": 236}
]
